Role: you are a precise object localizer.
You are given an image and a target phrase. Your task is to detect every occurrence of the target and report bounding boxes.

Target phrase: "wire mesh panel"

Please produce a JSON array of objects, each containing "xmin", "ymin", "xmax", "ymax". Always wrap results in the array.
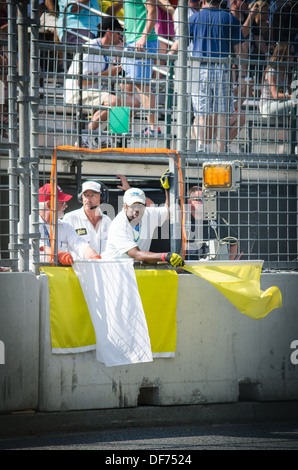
[
  {"xmin": 171, "ymin": 153, "xmax": 298, "ymax": 270},
  {"xmin": 172, "ymin": 0, "xmax": 298, "ymax": 156},
  {"xmin": 0, "ymin": 0, "xmax": 297, "ymax": 271},
  {"xmin": 0, "ymin": 0, "xmax": 19, "ymax": 271},
  {"xmin": 37, "ymin": 1, "xmax": 176, "ymax": 151},
  {"xmin": 34, "ymin": 0, "xmax": 298, "ymax": 156}
]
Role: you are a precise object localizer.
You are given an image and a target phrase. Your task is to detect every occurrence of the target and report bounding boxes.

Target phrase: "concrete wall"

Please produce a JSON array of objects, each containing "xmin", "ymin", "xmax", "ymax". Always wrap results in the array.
[
  {"xmin": 0, "ymin": 273, "xmax": 39, "ymax": 412},
  {"xmin": 0, "ymin": 271, "xmax": 298, "ymax": 413}
]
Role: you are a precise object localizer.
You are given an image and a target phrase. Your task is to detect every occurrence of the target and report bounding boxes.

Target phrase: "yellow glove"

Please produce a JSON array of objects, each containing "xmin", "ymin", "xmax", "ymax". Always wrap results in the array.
[
  {"xmin": 160, "ymin": 169, "xmax": 171, "ymax": 190},
  {"xmin": 164, "ymin": 252, "xmax": 184, "ymax": 267}
]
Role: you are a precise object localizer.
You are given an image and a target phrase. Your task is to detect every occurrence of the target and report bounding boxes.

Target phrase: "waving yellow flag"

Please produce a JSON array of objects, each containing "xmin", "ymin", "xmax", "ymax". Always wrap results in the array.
[{"xmin": 182, "ymin": 261, "xmax": 282, "ymax": 320}]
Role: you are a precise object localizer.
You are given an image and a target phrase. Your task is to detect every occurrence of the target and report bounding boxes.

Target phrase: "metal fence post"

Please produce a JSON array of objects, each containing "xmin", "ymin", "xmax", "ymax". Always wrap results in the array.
[
  {"xmin": 17, "ymin": 0, "xmax": 31, "ymax": 272},
  {"xmin": 170, "ymin": 0, "xmax": 188, "ymax": 255},
  {"xmin": 30, "ymin": 0, "xmax": 41, "ymax": 274},
  {"xmin": 176, "ymin": 0, "xmax": 188, "ymax": 156},
  {"xmin": 7, "ymin": 0, "xmax": 18, "ymax": 271}
]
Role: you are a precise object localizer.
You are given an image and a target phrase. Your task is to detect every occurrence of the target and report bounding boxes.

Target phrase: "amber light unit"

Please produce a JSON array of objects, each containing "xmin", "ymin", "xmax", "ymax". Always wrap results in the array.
[{"xmin": 203, "ymin": 163, "xmax": 232, "ymax": 189}]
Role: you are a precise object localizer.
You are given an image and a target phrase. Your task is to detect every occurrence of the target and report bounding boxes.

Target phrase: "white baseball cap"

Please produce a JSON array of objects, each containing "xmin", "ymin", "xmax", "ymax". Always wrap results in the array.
[
  {"xmin": 123, "ymin": 188, "xmax": 146, "ymax": 206},
  {"xmin": 79, "ymin": 181, "xmax": 102, "ymax": 197}
]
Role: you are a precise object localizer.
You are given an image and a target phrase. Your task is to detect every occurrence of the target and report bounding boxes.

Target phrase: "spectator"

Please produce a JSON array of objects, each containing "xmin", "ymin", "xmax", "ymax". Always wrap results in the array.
[
  {"xmin": 28, "ymin": 1, "xmax": 60, "ymax": 74},
  {"xmin": 103, "ymin": 172, "xmax": 184, "ymax": 267},
  {"xmin": 156, "ymin": 0, "xmax": 176, "ymax": 53},
  {"xmin": 173, "ymin": 0, "xmax": 201, "ymax": 52},
  {"xmin": 259, "ymin": 42, "xmax": 296, "ymax": 118},
  {"xmin": 219, "ymin": 1, "xmax": 254, "ymax": 147},
  {"xmin": 0, "ymin": 1, "xmax": 7, "ymax": 29},
  {"xmin": 172, "ymin": 0, "xmax": 245, "ymax": 153},
  {"xmin": 247, "ymin": 0, "xmax": 271, "ymax": 82},
  {"xmin": 121, "ymin": 0, "xmax": 162, "ymax": 137},
  {"xmin": 229, "ymin": 0, "xmax": 257, "ymax": 77},
  {"xmin": 230, "ymin": 0, "xmax": 258, "ymax": 40},
  {"xmin": 229, "ymin": 0, "xmax": 249, "ymax": 24},
  {"xmin": 270, "ymin": 1, "xmax": 298, "ymax": 44},
  {"xmin": 228, "ymin": 80, "xmax": 254, "ymax": 146},
  {"xmin": 98, "ymin": 1, "xmax": 124, "ymax": 20},
  {"xmin": 64, "ymin": 16, "xmax": 139, "ymax": 149},
  {"xmin": 186, "ymin": 186, "xmax": 238, "ymax": 260},
  {"xmin": 29, "ymin": 183, "xmax": 100, "ymax": 270},
  {"xmin": 57, "ymin": 0, "xmax": 101, "ymax": 44},
  {"xmin": 28, "ymin": 0, "xmax": 58, "ymax": 34}
]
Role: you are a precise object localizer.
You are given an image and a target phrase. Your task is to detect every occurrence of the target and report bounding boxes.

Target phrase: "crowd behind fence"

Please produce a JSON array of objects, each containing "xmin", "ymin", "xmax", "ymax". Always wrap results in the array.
[{"xmin": 0, "ymin": 0, "xmax": 297, "ymax": 272}]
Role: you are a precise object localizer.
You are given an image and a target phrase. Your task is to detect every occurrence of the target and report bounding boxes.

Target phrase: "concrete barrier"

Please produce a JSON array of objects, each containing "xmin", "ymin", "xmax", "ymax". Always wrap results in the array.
[
  {"xmin": 0, "ymin": 273, "xmax": 39, "ymax": 412},
  {"xmin": 0, "ymin": 270, "xmax": 297, "ymax": 413},
  {"xmin": 38, "ymin": 270, "xmax": 298, "ymax": 412}
]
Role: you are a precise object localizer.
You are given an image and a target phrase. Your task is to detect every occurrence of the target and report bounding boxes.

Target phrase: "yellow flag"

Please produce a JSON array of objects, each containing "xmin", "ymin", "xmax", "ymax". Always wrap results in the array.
[
  {"xmin": 183, "ymin": 262, "xmax": 282, "ymax": 320},
  {"xmin": 135, "ymin": 269, "xmax": 178, "ymax": 356},
  {"xmin": 41, "ymin": 267, "xmax": 96, "ymax": 352},
  {"xmin": 41, "ymin": 267, "xmax": 178, "ymax": 356}
]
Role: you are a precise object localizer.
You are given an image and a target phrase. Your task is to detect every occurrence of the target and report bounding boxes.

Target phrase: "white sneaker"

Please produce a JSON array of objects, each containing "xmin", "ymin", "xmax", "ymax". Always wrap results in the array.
[
  {"xmin": 74, "ymin": 135, "xmax": 98, "ymax": 149},
  {"xmin": 226, "ymin": 146, "xmax": 237, "ymax": 154},
  {"xmin": 74, "ymin": 134, "xmax": 90, "ymax": 149},
  {"xmin": 75, "ymin": 134, "xmax": 109, "ymax": 149},
  {"xmin": 197, "ymin": 144, "xmax": 211, "ymax": 153}
]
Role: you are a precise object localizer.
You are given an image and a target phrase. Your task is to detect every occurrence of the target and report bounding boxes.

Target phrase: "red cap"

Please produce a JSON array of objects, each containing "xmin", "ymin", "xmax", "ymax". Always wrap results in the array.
[{"xmin": 39, "ymin": 184, "xmax": 72, "ymax": 203}]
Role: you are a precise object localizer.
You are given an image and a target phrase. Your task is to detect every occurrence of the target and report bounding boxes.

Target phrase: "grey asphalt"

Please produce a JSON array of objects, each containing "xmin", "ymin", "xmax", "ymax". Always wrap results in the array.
[
  {"xmin": 1, "ymin": 422, "xmax": 298, "ymax": 451},
  {"xmin": 0, "ymin": 402, "xmax": 298, "ymax": 451}
]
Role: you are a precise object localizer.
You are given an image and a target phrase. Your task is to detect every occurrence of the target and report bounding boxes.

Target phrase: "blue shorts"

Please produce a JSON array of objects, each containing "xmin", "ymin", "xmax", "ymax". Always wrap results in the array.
[
  {"xmin": 121, "ymin": 40, "xmax": 158, "ymax": 82},
  {"xmin": 191, "ymin": 65, "xmax": 231, "ymax": 115}
]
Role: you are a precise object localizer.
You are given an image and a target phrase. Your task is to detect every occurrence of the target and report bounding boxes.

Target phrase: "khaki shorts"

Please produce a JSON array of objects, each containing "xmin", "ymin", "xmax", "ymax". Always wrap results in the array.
[{"xmin": 66, "ymin": 89, "xmax": 111, "ymax": 111}]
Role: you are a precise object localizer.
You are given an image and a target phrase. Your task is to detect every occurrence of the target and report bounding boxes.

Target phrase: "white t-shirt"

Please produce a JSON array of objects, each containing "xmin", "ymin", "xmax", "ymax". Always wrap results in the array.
[
  {"xmin": 259, "ymin": 66, "xmax": 290, "ymax": 112},
  {"xmin": 64, "ymin": 37, "xmax": 112, "ymax": 103},
  {"xmin": 103, "ymin": 206, "xmax": 169, "ymax": 259},
  {"xmin": 28, "ymin": 215, "xmax": 89, "ymax": 270},
  {"xmin": 63, "ymin": 206, "xmax": 111, "ymax": 259}
]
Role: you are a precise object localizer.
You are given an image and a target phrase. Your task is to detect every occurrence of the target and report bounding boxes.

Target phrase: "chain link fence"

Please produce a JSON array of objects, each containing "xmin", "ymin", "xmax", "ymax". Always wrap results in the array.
[{"xmin": 0, "ymin": 0, "xmax": 297, "ymax": 272}]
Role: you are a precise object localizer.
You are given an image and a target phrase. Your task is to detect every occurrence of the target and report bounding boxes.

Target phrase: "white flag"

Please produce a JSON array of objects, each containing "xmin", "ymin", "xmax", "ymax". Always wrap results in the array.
[{"xmin": 73, "ymin": 259, "xmax": 153, "ymax": 367}]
